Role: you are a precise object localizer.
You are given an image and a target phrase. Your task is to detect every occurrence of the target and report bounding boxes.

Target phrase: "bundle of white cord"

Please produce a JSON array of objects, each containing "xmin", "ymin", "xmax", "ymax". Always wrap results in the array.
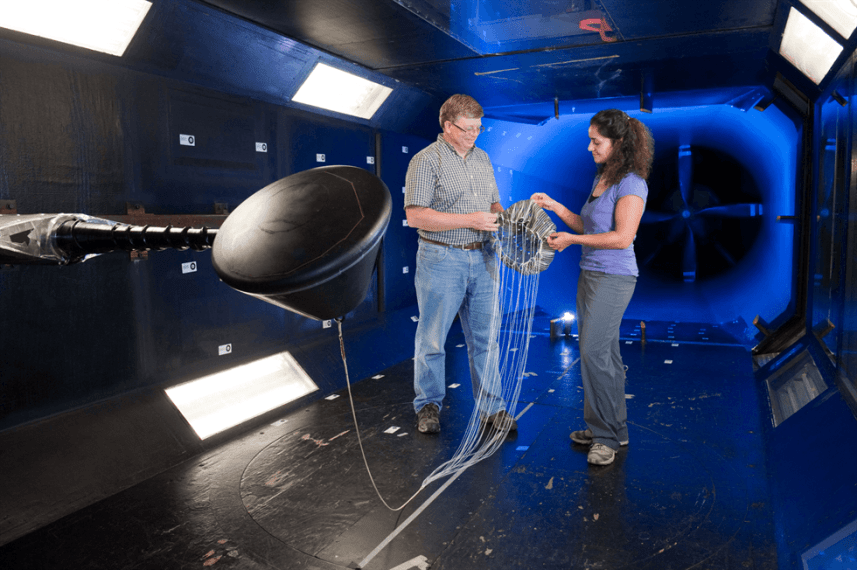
[
  {"xmin": 419, "ymin": 199, "xmax": 556, "ymax": 487},
  {"xmin": 339, "ymin": 199, "xmax": 556, "ymax": 511}
]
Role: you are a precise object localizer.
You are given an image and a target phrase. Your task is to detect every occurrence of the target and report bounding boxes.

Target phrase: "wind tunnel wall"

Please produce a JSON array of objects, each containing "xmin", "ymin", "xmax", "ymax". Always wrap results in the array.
[{"xmin": 479, "ymin": 99, "xmax": 798, "ymax": 328}]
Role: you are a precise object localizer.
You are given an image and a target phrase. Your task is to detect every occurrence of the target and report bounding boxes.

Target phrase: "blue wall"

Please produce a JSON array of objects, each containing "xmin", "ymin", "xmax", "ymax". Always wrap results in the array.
[
  {"xmin": 759, "ymin": 54, "xmax": 857, "ymax": 570},
  {"xmin": 0, "ymin": 39, "xmax": 424, "ymax": 430}
]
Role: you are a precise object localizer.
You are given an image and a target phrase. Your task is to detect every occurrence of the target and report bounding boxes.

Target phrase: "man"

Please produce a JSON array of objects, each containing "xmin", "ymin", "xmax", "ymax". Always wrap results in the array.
[{"xmin": 404, "ymin": 93, "xmax": 517, "ymax": 435}]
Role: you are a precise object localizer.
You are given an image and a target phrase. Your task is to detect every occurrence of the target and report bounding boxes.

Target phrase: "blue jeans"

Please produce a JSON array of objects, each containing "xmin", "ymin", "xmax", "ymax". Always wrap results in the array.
[
  {"xmin": 576, "ymin": 270, "xmax": 637, "ymax": 450},
  {"xmin": 413, "ymin": 241, "xmax": 505, "ymax": 416}
]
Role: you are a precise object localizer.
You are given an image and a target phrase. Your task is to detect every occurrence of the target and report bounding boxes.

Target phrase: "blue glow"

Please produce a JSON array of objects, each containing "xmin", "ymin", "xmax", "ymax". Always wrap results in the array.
[
  {"xmin": 479, "ymin": 94, "xmax": 797, "ymax": 326},
  {"xmin": 802, "ymin": 518, "xmax": 857, "ymax": 570}
]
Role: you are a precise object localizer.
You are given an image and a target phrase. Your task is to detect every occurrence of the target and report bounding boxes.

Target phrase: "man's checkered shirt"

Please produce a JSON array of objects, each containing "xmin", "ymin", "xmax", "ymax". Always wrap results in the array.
[{"xmin": 404, "ymin": 135, "xmax": 500, "ymax": 246}]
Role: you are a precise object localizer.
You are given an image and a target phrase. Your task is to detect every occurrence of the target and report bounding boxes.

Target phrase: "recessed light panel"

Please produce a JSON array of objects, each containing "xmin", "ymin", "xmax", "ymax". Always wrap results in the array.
[
  {"xmin": 780, "ymin": 7, "xmax": 844, "ymax": 84},
  {"xmin": 165, "ymin": 351, "xmax": 318, "ymax": 440},
  {"xmin": 293, "ymin": 63, "xmax": 393, "ymax": 120},
  {"xmin": 0, "ymin": 0, "xmax": 151, "ymax": 57},
  {"xmin": 801, "ymin": 0, "xmax": 857, "ymax": 40}
]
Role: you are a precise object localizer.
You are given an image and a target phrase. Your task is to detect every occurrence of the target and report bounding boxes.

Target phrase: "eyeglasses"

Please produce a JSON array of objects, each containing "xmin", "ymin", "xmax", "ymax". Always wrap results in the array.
[{"xmin": 451, "ymin": 122, "xmax": 486, "ymax": 135}]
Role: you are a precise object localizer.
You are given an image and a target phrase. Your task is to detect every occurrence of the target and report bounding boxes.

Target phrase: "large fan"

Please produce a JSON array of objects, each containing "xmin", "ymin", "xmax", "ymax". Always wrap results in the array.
[{"xmin": 635, "ymin": 145, "xmax": 764, "ymax": 282}]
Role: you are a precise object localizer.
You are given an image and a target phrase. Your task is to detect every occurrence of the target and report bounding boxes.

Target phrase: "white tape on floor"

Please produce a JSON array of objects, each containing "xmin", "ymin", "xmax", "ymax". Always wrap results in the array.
[
  {"xmin": 358, "ymin": 468, "xmax": 467, "ymax": 568},
  {"xmin": 359, "ymin": 401, "xmax": 540, "ymax": 569},
  {"xmin": 387, "ymin": 554, "xmax": 430, "ymax": 570}
]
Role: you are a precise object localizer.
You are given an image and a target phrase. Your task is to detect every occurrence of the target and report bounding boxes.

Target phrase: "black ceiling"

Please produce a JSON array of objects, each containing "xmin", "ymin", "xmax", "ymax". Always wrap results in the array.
[{"xmin": 198, "ymin": 0, "xmax": 781, "ymax": 107}]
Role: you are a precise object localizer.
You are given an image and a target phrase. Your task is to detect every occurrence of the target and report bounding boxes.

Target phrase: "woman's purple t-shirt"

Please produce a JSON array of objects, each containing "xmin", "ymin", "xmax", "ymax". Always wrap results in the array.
[{"xmin": 579, "ymin": 173, "xmax": 648, "ymax": 277}]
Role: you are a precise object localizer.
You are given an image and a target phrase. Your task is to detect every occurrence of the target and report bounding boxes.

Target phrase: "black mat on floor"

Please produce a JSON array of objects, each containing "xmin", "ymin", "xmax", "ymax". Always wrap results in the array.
[{"xmin": 0, "ymin": 321, "xmax": 777, "ymax": 570}]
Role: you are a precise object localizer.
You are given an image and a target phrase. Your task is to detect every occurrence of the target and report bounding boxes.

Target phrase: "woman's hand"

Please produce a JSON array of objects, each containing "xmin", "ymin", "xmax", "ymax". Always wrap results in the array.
[
  {"xmin": 531, "ymin": 192, "xmax": 557, "ymax": 212},
  {"xmin": 546, "ymin": 232, "xmax": 574, "ymax": 252}
]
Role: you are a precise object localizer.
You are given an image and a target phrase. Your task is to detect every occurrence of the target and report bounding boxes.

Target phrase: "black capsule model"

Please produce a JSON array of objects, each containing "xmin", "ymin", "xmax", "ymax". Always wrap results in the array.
[{"xmin": 211, "ymin": 165, "xmax": 392, "ymax": 321}]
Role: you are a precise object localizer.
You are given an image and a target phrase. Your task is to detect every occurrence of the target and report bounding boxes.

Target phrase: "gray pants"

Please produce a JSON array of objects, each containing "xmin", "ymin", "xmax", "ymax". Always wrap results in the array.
[{"xmin": 576, "ymin": 270, "xmax": 637, "ymax": 450}]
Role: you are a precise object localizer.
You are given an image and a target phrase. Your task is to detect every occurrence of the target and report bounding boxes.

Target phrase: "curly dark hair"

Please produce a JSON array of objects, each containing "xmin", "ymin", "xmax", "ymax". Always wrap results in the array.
[{"xmin": 591, "ymin": 109, "xmax": 654, "ymax": 187}]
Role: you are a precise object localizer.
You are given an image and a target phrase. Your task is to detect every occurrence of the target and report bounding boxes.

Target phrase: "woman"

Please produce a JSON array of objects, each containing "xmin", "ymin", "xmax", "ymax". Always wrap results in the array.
[{"xmin": 531, "ymin": 109, "xmax": 654, "ymax": 466}]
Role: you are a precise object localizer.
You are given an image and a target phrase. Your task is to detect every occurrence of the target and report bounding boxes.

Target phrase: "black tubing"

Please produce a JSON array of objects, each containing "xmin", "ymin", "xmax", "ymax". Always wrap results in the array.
[{"xmin": 54, "ymin": 220, "xmax": 217, "ymax": 255}]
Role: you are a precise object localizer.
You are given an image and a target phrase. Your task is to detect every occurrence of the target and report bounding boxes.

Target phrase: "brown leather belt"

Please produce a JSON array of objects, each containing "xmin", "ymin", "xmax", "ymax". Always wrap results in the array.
[{"xmin": 421, "ymin": 237, "xmax": 483, "ymax": 250}]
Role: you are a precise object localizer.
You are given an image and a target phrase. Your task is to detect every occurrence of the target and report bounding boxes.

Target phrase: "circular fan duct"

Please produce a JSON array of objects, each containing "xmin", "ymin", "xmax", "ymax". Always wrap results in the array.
[
  {"xmin": 212, "ymin": 166, "xmax": 392, "ymax": 320},
  {"xmin": 636, "ymin": 145, "xmax": 763, "ymax": 283},
  {"xmin": 492, "ymin": 199, "xmax": 556, "ymax": 275}
]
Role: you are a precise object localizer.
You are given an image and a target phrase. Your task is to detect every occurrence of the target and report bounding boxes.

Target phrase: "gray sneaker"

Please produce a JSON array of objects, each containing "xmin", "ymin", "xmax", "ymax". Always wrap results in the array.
[
  {"xmin": 417, "ymin": 403, "xmax": 440, "ymax": 434},
  {"xmin": 481, "ymin": 410, "xmax": 518, "ymax": 432},
  {"xmin": 588, "ymin": 443, "xmax": 616, "ymax": 465},
  {"xmin": 570, "ymin": 428, "xmax": 628, "ymax": 446}
]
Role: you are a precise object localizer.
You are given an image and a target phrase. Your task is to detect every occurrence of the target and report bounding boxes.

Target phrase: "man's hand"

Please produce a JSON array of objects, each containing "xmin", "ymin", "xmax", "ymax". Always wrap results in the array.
[{"xmin": 471, "ymin": 211, "xmax": 500, "ymax": 232}]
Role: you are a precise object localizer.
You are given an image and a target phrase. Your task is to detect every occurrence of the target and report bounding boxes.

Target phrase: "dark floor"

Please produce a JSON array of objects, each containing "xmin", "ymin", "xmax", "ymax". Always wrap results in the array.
[{"xmin": 0, "ymin": 317, "xmax": 777, "ymax": 570}]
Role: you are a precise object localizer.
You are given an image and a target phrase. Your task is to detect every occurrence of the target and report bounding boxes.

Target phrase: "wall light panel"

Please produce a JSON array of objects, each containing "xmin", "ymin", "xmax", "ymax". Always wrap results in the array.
[
  {"xmin": 0, "ymin": 0, "xmax": 151, "ymax": 57},
  {"xmin": 165, "ymin": 351, "xmax": 318, "ymax": 440},
  {"xmin": 780, "ymin": 7, "xmax": 844, "ymax": 84},
  {"xmin": 801, "ymin": 0, "xmax": 857, "ymax": 40},
  {"xmin": 293, "ymin": 63, "xmax": 393, "ymax": 120}
]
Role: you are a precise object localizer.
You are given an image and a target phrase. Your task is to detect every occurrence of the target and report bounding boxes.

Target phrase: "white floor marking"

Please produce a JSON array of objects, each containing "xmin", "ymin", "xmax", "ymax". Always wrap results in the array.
[
  {"xmin": 387, "ymin": 554, "xmax": 430, "ymax": 570},
  {"xmin": 359, "ymin": 468, "xmax": 467, "ymax": 568},
  {"xmin": 359, "ymin": 403, "xmax": 538, "ymax": 568}
]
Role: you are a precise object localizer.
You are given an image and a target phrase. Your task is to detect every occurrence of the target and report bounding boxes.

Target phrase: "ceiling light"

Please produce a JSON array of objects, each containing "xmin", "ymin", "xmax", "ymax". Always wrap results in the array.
[
  {"xmin": 801, "ymin": 0, "xmax": 857, "ymax": 40},
  {"xmin": 0, "ymin": 0, "xmax": 151, "ymax": 57},
  {"xmin": 780, "ymin": 7, "xmax": 844, "ymax": 84},
  {"xmin": 165, "ymin": 351, "xmax": 318, "ymax": 440},
  {"xmin": 293, "ymin": 63, "xmax": 393, "ymax": 120}
]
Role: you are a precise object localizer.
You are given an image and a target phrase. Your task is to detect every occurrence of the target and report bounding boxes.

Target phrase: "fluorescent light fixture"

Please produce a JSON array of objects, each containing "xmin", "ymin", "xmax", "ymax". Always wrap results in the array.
[
  {"xmin": 292, "ymin": 63, "xmax": 393, "ymax": 120},
  {"xmin": 780, "ymin": 6, "xmax": 844, "ymax": 84},
  {"xmin": 801, "ymin": 0, "xmax": 857, "ymax": 40},
  {"xmin": 0, "ymin": 0, "xmax": 151, "ymax": 57},
  {"xmin": 165, "ymin": 351, "xmax": 318, "ymax": 440}
]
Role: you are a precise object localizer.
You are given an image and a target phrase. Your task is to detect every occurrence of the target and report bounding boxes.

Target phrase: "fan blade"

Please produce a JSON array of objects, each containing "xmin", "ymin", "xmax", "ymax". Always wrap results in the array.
[
  {"xmin": 641, "ymin": 210, "xmax": 677, "ymax": 223},
  {"xmin": 678, "ymin": 145, "xmax": 693, "ymax": 206},
  {"xmin": 641, "ymin": 242, "xmax": 664, "ymax": 266},
  {"xmin": 713, "ymin": 242, "xmax": 738, "ymax": 267},
  {"xmin": 666, "ymin": 218, "xmax": 687, "ymax": 244},
  {"xmin": 697, "ymin": 203, "xmax": 764, "ymax": 218},
  {"xmin": 682, "ymin": 230, "xmax": 696, "ymax": 282}
]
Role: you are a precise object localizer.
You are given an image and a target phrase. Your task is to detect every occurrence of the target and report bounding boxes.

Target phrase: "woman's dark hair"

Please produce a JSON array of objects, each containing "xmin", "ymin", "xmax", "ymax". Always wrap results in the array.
[{"xmin": 590, "ymin": 109, "xmax": 654, "ymax": 187}]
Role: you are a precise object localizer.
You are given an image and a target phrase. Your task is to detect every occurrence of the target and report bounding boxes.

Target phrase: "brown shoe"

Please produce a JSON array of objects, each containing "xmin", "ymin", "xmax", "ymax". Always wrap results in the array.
[
  {"xmin": 417, "ymin": 403, "xmax": 440, "ymax": 434},
  {"xmin": 481, "ymin": 410, "xmax": 518, "ymax": 432}
]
